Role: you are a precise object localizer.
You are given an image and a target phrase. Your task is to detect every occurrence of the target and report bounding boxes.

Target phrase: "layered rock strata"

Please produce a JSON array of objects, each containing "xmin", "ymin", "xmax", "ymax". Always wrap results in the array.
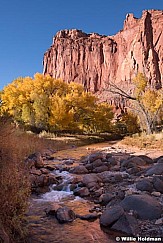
[{"xmin": 43, "ymin": 10, "xmax": 163, "ymax": 102}]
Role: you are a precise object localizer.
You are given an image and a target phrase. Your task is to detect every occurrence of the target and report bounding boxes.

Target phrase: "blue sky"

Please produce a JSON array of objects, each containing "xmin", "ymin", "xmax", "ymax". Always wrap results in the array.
[{"xmin": 0, "ymin": 0, "xmax": 162, "ymax": 90}]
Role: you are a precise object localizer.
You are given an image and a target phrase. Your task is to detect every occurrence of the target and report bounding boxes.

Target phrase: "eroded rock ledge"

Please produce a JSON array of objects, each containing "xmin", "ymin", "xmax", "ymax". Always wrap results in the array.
[{"xmin": 43, "ymin": 10, "xmax": 163, "ymax": 103}]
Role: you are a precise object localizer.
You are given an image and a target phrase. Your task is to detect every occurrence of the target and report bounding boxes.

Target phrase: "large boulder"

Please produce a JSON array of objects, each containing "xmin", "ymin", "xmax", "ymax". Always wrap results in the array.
[
  {"xmin": 153, "ymin": 177, "xmax": 163, "ymax": 193},
  {"xmin": 85, "ymin": 163, "xmax": 93, "ymax": 171},
  {"xmin": 145, "ymin": 163, "xmax": 163, "ymax": 176},
  {"xmin": 126, "ymin": 166, "xmax": 142, "ymax": 175},
  {"xmin": 85, "ymin": 158, "xmax": 105, "ymax": 172},
  {"xmin": 98, "ymin": 171, "xmax": 128, "ymax": 183},
  {"xmin": 25, "ymin": 152, "xmax": 44, "ymax": 169},
  {"xmin": 87, "ymin": 153, "xmax": 104, "ymax": 163},
  {"xmin": 99, "ymin": 193, "xmax": 115, "ymax": 206},
  {"xmin": 55, "ymin": 206, "xmax": 76, "ymax": 223},
  {"xmin": 136, "ymin": 179, "xmax": 153, "ymax": 192},
  {"xmin": 70, "ymin": 165, "xmax": 88, "ymax": 174},
  {"xmin": 100, "ymin": 206, "xmax": 124, "ymax": 227},
  {"xmin": 121, "ymin": 156, "xmax": 146, "ymax": 169},
  {"xmin": 138, "ymin": 155, "xmax": 153, "ymax": 165},
  {"xmin": 92, "ymin": 159, "xmax": 103, "ymax": 168},
  {"xmin": 120, "ymin": 194, "xmax": 162, "ymax": 220},
  {"xmin": 82, "ymin": 174, "xmax": 101, "ymax": 189},
  {"xmin": 93, "ymin": 165, "xmax": 109, "ymax": 173},
  {"xmin": 30, "ymin": 173, "xmax": 57, "ymax": 189},
  {"xmin": 73, "ymin": 187, "xmax": 90, "ymax": 197},
  {"xmin": 154, "ymin": 156, "xmax": 163, "ymax": 163},
  {"xmin": 111, "ymin": 213, "xmax": 139, "ymax": 235},
  {"xmin": 107, "ymin": 157, "xmax": 117, "ymax": 166}
]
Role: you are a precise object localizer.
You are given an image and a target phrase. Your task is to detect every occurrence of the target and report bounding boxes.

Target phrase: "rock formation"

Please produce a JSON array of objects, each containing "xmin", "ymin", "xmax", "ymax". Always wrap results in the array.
[{"xmin": 43, "ymin": 10, "xmax": 163, "ymax": 103}]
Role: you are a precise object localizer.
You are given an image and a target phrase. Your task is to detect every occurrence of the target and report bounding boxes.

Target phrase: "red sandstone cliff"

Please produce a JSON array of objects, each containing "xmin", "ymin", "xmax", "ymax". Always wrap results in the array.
[{"xmin": 43, "ymin": 10, "xmax": 163, "ymax": 101}]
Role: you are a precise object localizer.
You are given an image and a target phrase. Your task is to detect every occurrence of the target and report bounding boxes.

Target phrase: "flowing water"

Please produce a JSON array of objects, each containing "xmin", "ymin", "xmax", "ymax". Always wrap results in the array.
[{"xmin": 27, "ymin": 142, "xmax": 119, "ymax": 243}]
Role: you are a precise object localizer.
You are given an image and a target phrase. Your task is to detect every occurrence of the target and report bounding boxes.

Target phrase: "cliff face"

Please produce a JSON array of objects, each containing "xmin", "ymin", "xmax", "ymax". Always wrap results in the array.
[{"xmin": 43, "ymin": 10, "xmax": 163, "ymax": 101}]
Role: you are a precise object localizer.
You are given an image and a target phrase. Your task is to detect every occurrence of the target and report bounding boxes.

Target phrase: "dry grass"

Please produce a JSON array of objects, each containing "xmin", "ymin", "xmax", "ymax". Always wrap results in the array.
[
  {"xmin": 121, "ymin": 132, "xmax": 163, "ymax": 150},
  {"xmin": 0, "ymin": 126, "xmax": 106, "ymax": 158},
  {"xmin": 0, "ymin": 119, "xmax": 31, "ymax": 242}
]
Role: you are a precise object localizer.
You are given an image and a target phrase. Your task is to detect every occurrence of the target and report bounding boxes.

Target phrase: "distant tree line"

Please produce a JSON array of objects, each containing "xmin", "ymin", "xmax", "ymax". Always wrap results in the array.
[{"xmin": 1, "ymin": 72, "xmax": 160, "ymax": 135}]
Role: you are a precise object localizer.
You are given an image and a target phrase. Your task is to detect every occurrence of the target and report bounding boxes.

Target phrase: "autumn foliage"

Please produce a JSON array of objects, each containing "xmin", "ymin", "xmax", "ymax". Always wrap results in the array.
[
  {"xmin": 132, "ymin": 73, "xmax": 163, "ymax": 134},
  {"xmin": 108, "ymin": 73, "xmax": 163, "ymax": 134},
  {"xmin": 0, "ymin": 73, "xmax": 113, "ymax": 133}
]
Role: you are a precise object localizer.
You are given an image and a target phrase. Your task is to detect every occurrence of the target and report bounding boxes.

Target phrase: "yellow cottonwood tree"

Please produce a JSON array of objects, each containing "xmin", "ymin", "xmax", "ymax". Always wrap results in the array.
[
  {"xmin": 1, "ymin": 73, "xmax": 113, "ymax": 133},
  {"xmin": 49, "ymin": 95, "xmax": 74, "ymax": 130},
  {"xmin": 108, "ymin": 73, "xmax": 163, "ymax": 134}
]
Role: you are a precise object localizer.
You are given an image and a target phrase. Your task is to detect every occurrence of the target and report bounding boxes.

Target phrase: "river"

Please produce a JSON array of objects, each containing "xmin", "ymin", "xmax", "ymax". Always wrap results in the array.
[{"xmin": 26, "ymin": 142, "xmax": 121, "ymax": 243}]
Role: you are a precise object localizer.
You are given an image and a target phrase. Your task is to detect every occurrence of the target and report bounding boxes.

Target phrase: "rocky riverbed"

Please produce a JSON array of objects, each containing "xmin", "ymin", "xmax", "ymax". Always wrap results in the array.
[{"xmin": 26, "ymin": 142, "xmax": 163, "ymax": 242}]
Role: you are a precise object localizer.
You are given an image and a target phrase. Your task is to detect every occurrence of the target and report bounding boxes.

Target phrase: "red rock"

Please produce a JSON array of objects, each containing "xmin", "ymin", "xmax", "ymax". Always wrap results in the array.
[{"xmin": 43, "ymin": 10, "xmax": 163, "ymax": 104}]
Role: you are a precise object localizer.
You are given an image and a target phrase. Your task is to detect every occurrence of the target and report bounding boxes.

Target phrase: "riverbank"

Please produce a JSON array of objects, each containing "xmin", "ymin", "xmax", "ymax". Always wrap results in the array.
[
  {"xmin": 0, "ymin": 119, "xmax": 162, "ymax": 242},
  {"xmin": 26, "ymin": 141, "xmax": 163, "ymax": 242}
]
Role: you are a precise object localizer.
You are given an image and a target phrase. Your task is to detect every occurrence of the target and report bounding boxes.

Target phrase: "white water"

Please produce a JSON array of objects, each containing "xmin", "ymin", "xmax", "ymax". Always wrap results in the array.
[
  {"xmin": 41, "ymin": 190, "xmax": 74, "ymax": 202},
  {"xmin": 36, "ymin": 170, "xmax": 75, "ymax": 202},
  {"xmin": 54, "ymin": 170, "xmax": 73, "ymax": 182}
]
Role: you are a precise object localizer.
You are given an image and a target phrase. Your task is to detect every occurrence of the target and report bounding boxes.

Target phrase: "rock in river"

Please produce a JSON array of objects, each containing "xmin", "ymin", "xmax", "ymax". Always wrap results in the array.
[
  {"xmin": 111, "ymin": 213, "xmax": 139, "ymax": 235},
  {"xmin": 70, "ymin": 165, "xmax": 88, "ymax": 174},
  {"xmin": 100, "ymin": 206, "xmax": 124, "ymax": 227},
  {"xmin": 56, "ymin": 206, "xmax": 76, "ymax": 223},
  {"xmin": 145, "ymin": 163, "xmax": 163, "ymax": 176},
  {"xmin": 120, "ymin": 194, "xmax": 162, "ymax": 220},
  {"xmin": 136, "ymin": 179, "xmax": 153, "ymax": 192}
]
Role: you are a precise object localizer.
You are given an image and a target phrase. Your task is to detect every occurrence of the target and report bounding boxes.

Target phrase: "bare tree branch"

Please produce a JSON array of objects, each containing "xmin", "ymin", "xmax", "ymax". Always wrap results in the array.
[
  {"xmin": 103, "ymin": 78, "xmax": 163, "ymax": 134},
  {"xmin": 104, "ymin": 82, "xmax": 136, "ymax": 100}
]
